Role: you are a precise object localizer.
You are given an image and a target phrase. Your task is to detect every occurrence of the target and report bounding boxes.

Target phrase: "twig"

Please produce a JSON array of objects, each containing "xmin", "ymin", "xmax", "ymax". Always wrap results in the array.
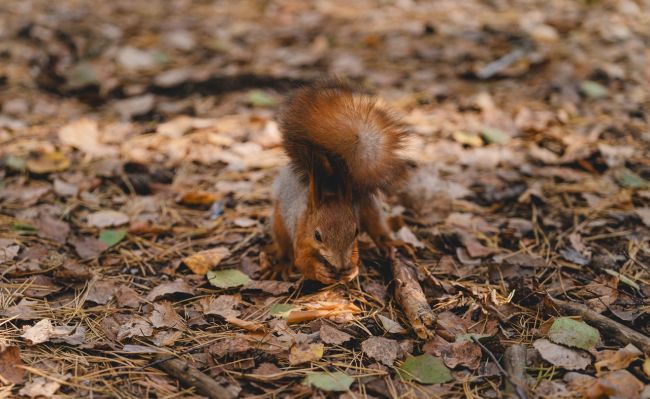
[
  {"xmin": 391, "ymin": 256, "xmax": 436, "ymax": 339},
  {"xmin": 504, "ymin": 345, "xmax": 529, "ymax": 399},
  {"xmin": 154, "ymin": 354, "xmax": 234, "ymax": 399},
  {"xmin": 547, "ymin": 296, "xmax": 650, "ymax": 354},
  {"xmin": 471, "ymin": 336, "xmax": 528, "ymax": 399}
]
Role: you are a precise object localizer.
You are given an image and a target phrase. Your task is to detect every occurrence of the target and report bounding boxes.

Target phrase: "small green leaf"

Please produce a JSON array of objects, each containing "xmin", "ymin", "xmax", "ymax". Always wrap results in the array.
[
  {"xmin": 10, "ymin": 222, "xmax": 37, "ymax": 232},
  {"xmin": 580, "ymin": 80, "xmax": 608, "ymax": 99},
  {"xmin": 303, "ymin": 371, "xmax": 354, "ymax": 392},
  {"xmin": 604, "ymin": 269, "xmax": 640, "ymax": 290},
  {"xmin": 99, "ymin": 229, "xmax": 127, "ymax": 247},
  {"xmin": 207, "ymin": 269, "xmax": 251, "ymax": 289},
  {"xmin": 615, "ymin": 168, "xmax": 647, "ymax": 189},
  {"xmin": 247, "ymin": 90, "xmax": 275, "ymax": 107},
  {"xmin": 480, "ymin": 127, "xmax": 510, "ymax": 145},
  {"xmin": 397, "ymin": 354, "xmax": 453, "ymax": 384},
  {"xmin": 549, "ymin": 317, "xmax": 600, "ymax": 350},
  {"xmin": 269, "ymin": 303, "xmax": 296, "ymax": 318},
  {"xmin": 4, "ymin": 155, "xmax": 26, "ymax": 172}
]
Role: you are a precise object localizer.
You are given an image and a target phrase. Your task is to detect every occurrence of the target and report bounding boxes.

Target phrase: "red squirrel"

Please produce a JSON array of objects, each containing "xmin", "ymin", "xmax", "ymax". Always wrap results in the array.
[{"xmin": 271, "ymin": 80, "xmax": 411, "ymax": 284}]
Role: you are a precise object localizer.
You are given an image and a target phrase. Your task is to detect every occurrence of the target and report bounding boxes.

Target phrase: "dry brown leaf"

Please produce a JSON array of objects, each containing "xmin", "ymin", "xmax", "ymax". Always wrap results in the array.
[
  {"xmin": 21, "ymin": 319, "xmax": 85, "ymax": 346},
  {"xmin": 244, "ymin": 280, "xmax": 294, "ymax": 295},
  {"xmin": 26, "ymin": 151, "xmax": 70, "ymax": 174},
  {"xmin": 70, "ymin": 236, "xmax": 108, "ymax": 259},
  {"xmin": 19, "ymin": 376, "xmax": 63, "ymax": 398},
  {"xmin": 0, "ymin": 345, "xmax": 24, "ymax": 384},
  {"xmin": 177, "ymin": 191, "xmax": 219, "ymax": 206},
  {"xmin": 116, "ymin": 317, "xmax": 153, "ymax": 341},
  {"xmin": 182, "ymin": 247, "xmax": 231, "ymax": 274},
  {"xmin": 152, "ymin": 330, "xmax": 183, "ymax": 347},
  {"xmin": 289, "ymin": 342, "xmax": 324, "ymax": 365},
  {"xmin": 320, "ymin": 324, "xmax": 353, "ymax": 345},
  {"xmin": 58, "ymin": 118, "xmax": 118, "ymax": 158},
  {"xmin": 533, "ymin": 339, "xmax": 591, "ymax": 370},
  {"xmin": 594, "ymin": 344, "xmax": 642, "ymax": 374},
  {"xmin": 87, "ymin": 210, "xmax": 130, "ymax": 228},
  {"xmin": 149, "ymin": 301, "xmax": 185, "ymax": 330},
  {"xmin": 200, "ymin": 295, "xmax": 241, "ymax": 318},
  {"xmin": 86, "ymin": 280, "xmax": 118, "ymax": 305},
  {"xmin": 146, "ymin": 279, "xmax": 195, "ymax": 301},
  {"xmin": 0, "ymin": 298, "xmax": 39, "ymax": 320},
  {"xmin": 423, "ymin": 335, "xmax": 482, "ymax": 370},
  {"xmin": 225, "ymin": 317, "xmax": 265, "ymax": 332},
  {"xmin": 362, "ymin": 337, "xmax": 401, "ymax": 366},
  {"xmin": 115, "ymin": 286, "xmax": 142, "ymax": 308}
]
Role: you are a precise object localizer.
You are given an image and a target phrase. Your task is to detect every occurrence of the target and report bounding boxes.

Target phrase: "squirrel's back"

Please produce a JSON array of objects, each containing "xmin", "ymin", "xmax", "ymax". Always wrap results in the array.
[{"xmin": 279, "ymin": 81, "xmax": 408, "ymax": 193}]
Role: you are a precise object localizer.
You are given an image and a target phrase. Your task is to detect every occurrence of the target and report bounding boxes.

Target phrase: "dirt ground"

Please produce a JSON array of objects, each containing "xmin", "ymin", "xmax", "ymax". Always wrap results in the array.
[{"xmin": 1, "ymin": 0, "xmax": 649, "ymax": 398}]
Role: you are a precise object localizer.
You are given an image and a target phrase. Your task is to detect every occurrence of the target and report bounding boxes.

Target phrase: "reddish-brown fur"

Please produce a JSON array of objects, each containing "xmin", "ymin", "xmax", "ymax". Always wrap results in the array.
[{"xmin": 272, "ymin": 80, "xmax": 411, "ymax": 284}]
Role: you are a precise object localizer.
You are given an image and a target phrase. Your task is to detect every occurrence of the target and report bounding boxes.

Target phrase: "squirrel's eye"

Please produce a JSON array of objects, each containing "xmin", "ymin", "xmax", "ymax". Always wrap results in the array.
[{"xmin": 314, "ymin": 230, "xmax": 322, "ymax": 242}]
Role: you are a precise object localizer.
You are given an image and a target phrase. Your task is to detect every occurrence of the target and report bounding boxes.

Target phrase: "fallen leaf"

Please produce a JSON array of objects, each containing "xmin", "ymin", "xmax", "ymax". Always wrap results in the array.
[
  {"xmin": 115, "ymin": 286, "xmax": 142, "ymax": 308},
  {"xmin": 70, "ymin": 236, "xmax": 108, "ymax": 259},
  {"xmin": 0, "ymin": 239, "xmax": 20, "ymax": 264},
  {"xmin": 53, "ymin": 259, "xmax": 92, "ymax": 281},
  {"xmin": 19, "ymin": 377, "xmax": 62, "ymax": 398},
  {"xmin": 549, "ymin": 317, "xmax": 600, "ymax": 350},
  {"xmin": 21, "ymin": 319, "xmax": 85, "ymax": 346},
  {"xmin": 86, "ymin": 280, "xmax": 118, "ymax": 305},
  {"xmin": 635, "ymin": 208, "xmax": 650, "ymax": 227},
  {"xmin": 26, "ymin": 151, "xmax": 70, "ymax": 174},
  {"xmin": 580, "ymin": 80, "xmax": 608, "ymax": 99},
  {"xmin": 53, "ymin": 179, "xmax": 80, "ymax": 197},
  {"xmin": 87, "ymin": 210, "xmax": 130, "ymax": 228},
  {"xmin": 362, "ymin": 337, "xmax": 401, "ymax": 366},
  {"xmin": 146, "ymin": 279, "xmax": 195, "ymax": 301},
  {"xmin": 289, "ymin": 343, "xmax": 324, "ymax": 365},
  {"xmin": 378, "ymin": 314, "xmax": 407, "ymax": 334},
  {"xmin": 303, "ymin": 371, "xmax": 354, "ymax": 392},
  {"xmin": 533, "ymin": 339, "xmax": 592, "ymax": 370},
  {"xmin": 207, "ymin": 269, "xmax": 251, "ymax": 289},
  {"xmin": 594, "ymin": 344, "xmax": 642, "ymax": 374},
  {"xmin": 615, "ymin": 168, "xmax": 647, "ymax": 189},
  {"xmin": 253, "ymin": 362, "xmax": 282, "ymax": 378},
  {"xmin": 149, "ymin": 301, "xmax": 185, "ymax": 330},
  {"xmin": 423, "ymin": 335, "xmax": 482, "ymax": 369},
  {"xmin": 113, "ymin": 94, "xmax": 155, "ymax": 120},
  {"xmin": 177, "ymin": 191, "xmax": 219, "ymax": 206},
  {"xmin": 58, "ymin": 118, "xmax": 117, "ymax": 158},
  {"xmin": 116, "ymin": 317, "xmax": 153, "ymax": 340},
  {"xmin": 200, "ymin": 295, "xmax": 241, "ymax": 318},
  {"xmin": 269, "ymin": 303, "xmax": 297, "ymax": 318},
  {"xmin": 320, "ymin": 324, "xmax": 353, "ymax": 345},
  {"xmin": 247, "ymin": 90, "xmax": 275, "ymax": 107},
  {"xmin": 34, "ymin": 215, "xmax": 70, "ymax": 244},
  {"xmin": 480, "ymin": 127, "xmax": 510, "ymax": 145},
  {"xmin": 397, "ymin": 354, "xmax": 453, "ymax": 384},
  {"xmin": 244, "ymin": 280, "xmax": 294, "ymax": 295},
  {"xmin": 182, "ymin": 247, "xmax": 231, "ymax": 274},
  {"xmin": 0, "ymin": 346, "xmax": 24, "ymax": 384},
  {"xmin": 0, "ymin": 298, "xmax": 39, "ymax": 320},
  {"xmin": 99, "ymin": 229, "xmax": 127, "ymax": 247},
  {"xmin": 152, "ymin": 330, "xmax": 183, "ymax": 347},
  {"xmin": 233, "ymin": 217, "xmax": 257, "ymax": 227}
]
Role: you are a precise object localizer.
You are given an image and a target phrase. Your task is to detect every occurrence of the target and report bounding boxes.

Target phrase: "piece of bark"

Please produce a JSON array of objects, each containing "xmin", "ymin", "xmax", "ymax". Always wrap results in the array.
[
  {"xmin": 391, "ymin": 256, "xmax": 436, "ymax": 339},
  {"xmin": 547, "ymin": 296, "xmax": 650, "ymax": 354},
  {"xmin": 154, "ymin": 355, "xmax": 234, "ymax": 399},
  {"xmin": 504, "ymin": 345, "xmax": 529, "ymax": 399}
]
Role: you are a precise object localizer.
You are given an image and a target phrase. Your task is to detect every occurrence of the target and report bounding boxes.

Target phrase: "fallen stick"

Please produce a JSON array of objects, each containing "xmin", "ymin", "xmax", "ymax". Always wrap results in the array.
[
  {"xmin": 391, "ymin": 256, "xmax": 436, "ymax": 339},
  {"xmin": 154, "ymin": 355, "xmax": 234, "ymax": 399},
  {"xmin": 471, "ymin": 337, "xmax": 527, "ymax": 399},
  {"xmin": 547, "ymin": 296, "xmax": 650, "ymax": 354},
  {"xmin": 503, "ymin": 345, "xmax": 529, "ymax": 399}
]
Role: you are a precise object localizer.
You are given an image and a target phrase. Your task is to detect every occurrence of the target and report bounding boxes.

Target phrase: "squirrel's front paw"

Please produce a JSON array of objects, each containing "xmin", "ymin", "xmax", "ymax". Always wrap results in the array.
[{"xmin": 377, "ymin": 239, "xmax": 416, "ymax": 260}]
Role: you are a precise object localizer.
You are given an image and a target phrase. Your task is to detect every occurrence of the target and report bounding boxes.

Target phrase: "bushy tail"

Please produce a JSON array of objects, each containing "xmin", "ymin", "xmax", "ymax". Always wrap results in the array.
[{"xmin": 278, "ymin": 80, "xmax": 408, "ymax": 194}]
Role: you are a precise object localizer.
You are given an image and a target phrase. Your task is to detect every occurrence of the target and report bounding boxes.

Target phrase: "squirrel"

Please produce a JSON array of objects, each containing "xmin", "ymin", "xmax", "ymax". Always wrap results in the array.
[{"xmin": 271, "ymin": 80, "xmax": 412, "ymax": 284}]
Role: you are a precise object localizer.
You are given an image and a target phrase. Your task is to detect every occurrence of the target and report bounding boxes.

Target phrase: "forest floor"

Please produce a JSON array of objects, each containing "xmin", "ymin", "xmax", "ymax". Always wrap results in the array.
[{"xmin": 1, "ymin": 0, "xmax": 650, "ymax": 398}]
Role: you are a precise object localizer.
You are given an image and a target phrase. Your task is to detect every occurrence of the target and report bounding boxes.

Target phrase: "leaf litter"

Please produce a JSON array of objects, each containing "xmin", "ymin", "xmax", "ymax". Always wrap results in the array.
[{"xmin": 0, "ymin": 0, "xmax": 649, "ymax": 397}]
